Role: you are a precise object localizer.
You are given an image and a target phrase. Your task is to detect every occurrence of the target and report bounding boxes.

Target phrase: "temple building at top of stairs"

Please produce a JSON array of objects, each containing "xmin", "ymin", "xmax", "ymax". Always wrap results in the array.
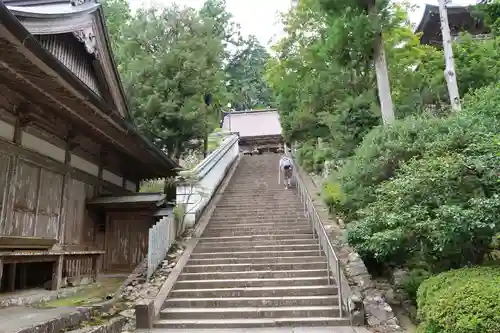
[{"xmin": 221, "ymin": 108, "xmax": 284, "ymax": 152}]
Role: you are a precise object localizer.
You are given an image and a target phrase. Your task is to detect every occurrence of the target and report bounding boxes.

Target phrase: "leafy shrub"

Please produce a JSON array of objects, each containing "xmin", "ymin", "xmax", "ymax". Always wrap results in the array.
[
  {"xmin": 331, "ymin": 82, "xmax": 500, "ymax": 221},
  {"xmin": 417, "ymin": 266, "xmax": 500, "ymax": 333},
  {"xmin": 347, "ymin": 149, "xmax": 500, "ymax": 271},
  {"xmin": 329, "ymin": 115, "xmax": 473, "ymax": 219},
  {"xmin": 461, "ymin": 82, "xmax": 500, "ymax": 131},
  {"xmin": 296, "ymin": 141, "xmax": 316, "ymax": 173},
  {"xmin": 296, "ymin": 141, "xmax": 335, "ymax": 175},
  {"xmin": 401, "ymin": 269, "xmax": 431, "ymax": 303}
]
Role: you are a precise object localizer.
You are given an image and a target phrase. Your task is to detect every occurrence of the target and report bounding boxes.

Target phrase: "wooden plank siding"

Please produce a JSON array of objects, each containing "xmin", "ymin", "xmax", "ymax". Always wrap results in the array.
[
  {"xmin": 0, "ymin": 157, "xmax": 97, "ymax": 244},
  {"xmin": 0, "ymin": 115, "xmax": 142, "ymax": 279},
  {"xmin": 104, "ymin": 212, "xmax": 152, "ymax": 273}
]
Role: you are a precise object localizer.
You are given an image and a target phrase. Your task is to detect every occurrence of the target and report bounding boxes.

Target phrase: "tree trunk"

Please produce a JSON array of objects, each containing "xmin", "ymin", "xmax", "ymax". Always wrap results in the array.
[
  {"xmin": 369, "ymin": 4, "xmax": 395, "ymax": 125},
  {"xmin": 438, "ymin": 0, "xmax": 461, "ymax": 111}
]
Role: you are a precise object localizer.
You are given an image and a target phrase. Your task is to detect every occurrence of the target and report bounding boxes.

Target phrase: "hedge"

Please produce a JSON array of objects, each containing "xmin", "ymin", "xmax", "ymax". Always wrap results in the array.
[{"xmin": 417, "ymin": 266, "xmax": 500, "ymax": 333}]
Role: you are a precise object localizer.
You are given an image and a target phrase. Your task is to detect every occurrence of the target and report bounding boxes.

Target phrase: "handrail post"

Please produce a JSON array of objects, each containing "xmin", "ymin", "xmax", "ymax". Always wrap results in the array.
[
  {"xmin": 337, "ymin": 260, "xmax": 343, "ymax": 318},
  {"xmin": 326, "ymin": 246, "xmax": 331, "ymax": 285}
]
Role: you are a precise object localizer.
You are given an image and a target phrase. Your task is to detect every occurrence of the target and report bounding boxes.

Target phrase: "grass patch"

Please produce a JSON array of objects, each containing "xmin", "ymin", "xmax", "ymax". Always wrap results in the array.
[{"xmin": 39, "ymin": 277, "xmax": 124, "ymax": 308}]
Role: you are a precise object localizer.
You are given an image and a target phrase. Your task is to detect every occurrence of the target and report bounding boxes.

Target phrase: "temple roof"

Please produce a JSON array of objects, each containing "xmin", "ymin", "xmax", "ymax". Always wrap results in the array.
[
  {"xmin": 415, "ymin": 4, "xmax": 488, "ymax": 46},
  {"xmin": 221, "ymin": 109, "xmax": 283, "ymax": 139},
  {"xmin": 0, "ymin": 1, "xmax": 178, "ymax": 177},
  {"xmin": 4, "ymin": 0, "xmax": 130, "ymax": 119}
]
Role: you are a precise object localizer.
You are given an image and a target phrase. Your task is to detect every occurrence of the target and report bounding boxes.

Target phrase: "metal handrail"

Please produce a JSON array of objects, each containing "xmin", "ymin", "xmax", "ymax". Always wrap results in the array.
[{"xmin": 286, "ymin": 154, "xmax": 353, "ymax": 319}]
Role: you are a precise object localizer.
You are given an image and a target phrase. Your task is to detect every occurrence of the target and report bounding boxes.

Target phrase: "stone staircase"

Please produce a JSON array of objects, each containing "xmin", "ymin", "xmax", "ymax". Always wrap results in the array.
[{"xmin": 155, "ymin": 153, "xmax": 350, "ymax": 328}]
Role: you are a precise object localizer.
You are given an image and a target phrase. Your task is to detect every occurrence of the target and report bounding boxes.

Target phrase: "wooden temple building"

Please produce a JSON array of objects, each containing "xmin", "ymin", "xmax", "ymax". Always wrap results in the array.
[
  {"xmin": 415, "ymin": 4, "xmax": 489, "ymax": 47},
  {"xmin": 221, "ymin": 109, "xmax": 284, "ymax": 152},
  {"xmin": 0, "ymin": 0, "xmax": 177, "ymax": 292}
]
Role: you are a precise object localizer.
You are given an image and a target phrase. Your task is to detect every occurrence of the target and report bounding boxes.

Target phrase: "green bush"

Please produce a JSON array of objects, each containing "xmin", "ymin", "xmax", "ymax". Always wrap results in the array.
[
  {"xmin": 347, "ymin": 150, "xmax": 500, "ymax": 271},
  {"xmin": 329, "ymin": 115, "xmax": 473, "ymax": 219},
  {"xmin": 401, "ymin": 269, "xmax": 431, "ymax": 303},
  {"xmin": 331, "ymin": 82, "xmax": 500, "ymax": 221},
  {"xmin": 337, "ymin": 82, "xmax": 500, "ymax": 271},
  {"xmin": 417, "ymin": 266, "xmax": 500, "ymax": 333},
  {"xmin": 296, "ymin": 141, "xmax": 335, "ymax": 175}
]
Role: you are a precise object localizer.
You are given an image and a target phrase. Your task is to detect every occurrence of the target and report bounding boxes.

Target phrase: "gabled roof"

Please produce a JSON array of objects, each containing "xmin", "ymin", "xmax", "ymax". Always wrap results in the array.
[
  {"xmin": 0, "ymin": 2, "xmax": 178, "ymax": 177},
  {"xmin": 415, "ymin": 4, "xmax": 488, "ymax": 46},
  {"xmin": 221, "ymin": 109, "xmax": 282, "ymax": 138},
  {"xmin": 4, "ymin": 0, "xmax": 130, "ymax": 119}
]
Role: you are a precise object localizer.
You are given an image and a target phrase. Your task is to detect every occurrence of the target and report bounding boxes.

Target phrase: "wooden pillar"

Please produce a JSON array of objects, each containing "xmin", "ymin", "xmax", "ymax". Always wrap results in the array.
[
  {"xmin": 51, "ymin": 255, "xmax": 64, "ymax": 290},
  {"xmin": 57, "ymin": 134, "xmax": 74, "ymax": 245},
  {"xmin": 96, "ymin": 150, "xmax": 105, "ymax": 196},
  {"xmin": 0, "ymin": 258, "xmax": 3, "ymax": 291},
  {"xmin": 19, "ymin": 264, "xmax": 27, "ymax": 289},
  {"xmin": 91, "ymin": 254, "xmax": 101, "ymax": 282},
  {"xmin": 7, "ymin": 263, "xmax": 16, "ymax": 292}
]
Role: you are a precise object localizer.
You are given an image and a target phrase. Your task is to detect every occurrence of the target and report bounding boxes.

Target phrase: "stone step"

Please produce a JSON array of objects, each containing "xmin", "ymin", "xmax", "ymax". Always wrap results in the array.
[
  {"xmin": 159, "ymin": 305, "xmax": 341, "ymax": 320},
  {"xmin": 216, "ymin": 203, "xmax": 302, "ymax": 208},
  {"xmin": 212, "ymin": 207, "xmax": 305, "ymax": 217},
  {"xmin": 173, "ymin": 276, "xmax": 330, "ymax": 289},
  {"xmin": 170, "ymin": 285, "xmax": 338, "ymax": 298},
  {"xmin": 196, "ymin": 238, "xmax": 318, "ymax": 248},
  {"xmin": 154, "ymin": 317, "xmax": 351, "ymax": 328},
  {"xmin": 190, "ymin": 250, "xmax": 322, "ymax": 259},
  {"xmin": 205, "ymin": 223, "xmax": 310, "ymax": 230},
  {"xmin": 202, "ymin": 229, "xmax": 313, "ymax": 237},
  {"xmin": 182, "ymin": 261, "xmax": 327, "ymax": 273},
  {"xmin": 208, "ymin": 218, "xmax": 308, "ymax": 224},
  {"xmin": 178, "ymin": 269, "xmax": 329, "ymax": 281},
  {"xmin": 193, "ymin": 243, "xmax": 319, "ymax": 253},
  {"xmin": 217, "ymin": 201, "xmax": 300, "ymax": 206},
  {"xmin": 211, "ymin": 214, "xmax": 306, "ymax": 220},
  {"xmin": 221, "ymin": 190, "xmax": 291, "ymax": 194},
  {"xmin": 187, "ymin": 255, "xmax": 326, "ymax": 266},
  {"xmin": 203, "ymin": 226, "xmax": 313, "ymax": 235},
  {"xmin": 165, "ymin": 295, "xmax": 339, "ymax": 308},
  {"xmin": 199, "ymin": 234, "xmax": 315, "ymax": 241}
]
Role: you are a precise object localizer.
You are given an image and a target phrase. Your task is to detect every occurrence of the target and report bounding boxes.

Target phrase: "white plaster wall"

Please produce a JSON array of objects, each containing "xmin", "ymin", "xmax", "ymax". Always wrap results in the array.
[
  {"xmin": 103, "ymin": 169, "xmax": 123, "ymax": 187},
  {"xmin": 21, "ymin": 131, "xmax": 65, "ymax": 163},
  {"xmin": 177, "ymin": 134, "xmax": 239, "ymax": 227},
  {"xmin": 70, "ymin": 154, "xmax": 99, "ymax": 176},
  {"xmin": 125, "ymin": 180, "xmax": 137, "ymax": 192},
  {"xmin": 0, "ymin": 119, "xmax": 14, "ymax": 141}
]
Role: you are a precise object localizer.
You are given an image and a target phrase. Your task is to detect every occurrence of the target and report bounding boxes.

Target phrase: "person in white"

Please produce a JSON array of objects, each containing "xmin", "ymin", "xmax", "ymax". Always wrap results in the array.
[{"xmin": 278, "ymin": 155, "xmax": 293, "ymax": 189}]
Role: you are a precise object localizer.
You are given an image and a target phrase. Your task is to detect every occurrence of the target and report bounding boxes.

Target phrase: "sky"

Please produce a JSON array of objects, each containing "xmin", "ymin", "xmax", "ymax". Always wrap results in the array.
[{"xmin": 127, "ymin": 0, "xmax": 478, "ymax": 48}]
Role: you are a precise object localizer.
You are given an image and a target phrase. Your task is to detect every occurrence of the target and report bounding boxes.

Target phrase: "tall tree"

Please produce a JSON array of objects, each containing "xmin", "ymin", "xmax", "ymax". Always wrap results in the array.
[
  {"xmin": 438, "ymin": 0, "xmax": 461, "ymax": 111},
  {"xmin": 317, "ymin": 0, "xmax": 395, "ymax": 124},
  {"xmin": 226, "ymin": 35, "xmax": 276, "ymax": 110},
  {"xmin": 103, "ymin": 2, "xmax": 228, "ymax": 160}
]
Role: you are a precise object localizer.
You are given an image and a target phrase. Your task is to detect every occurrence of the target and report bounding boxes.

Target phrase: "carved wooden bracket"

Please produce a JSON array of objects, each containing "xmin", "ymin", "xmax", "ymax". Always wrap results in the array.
[
  {"xmin": 73, "ymin": 27, "xmax": 98, "ymax": 57},
  {"xmin": 70, "ymin": 0, "xmax": 90, "ymax": 6}
]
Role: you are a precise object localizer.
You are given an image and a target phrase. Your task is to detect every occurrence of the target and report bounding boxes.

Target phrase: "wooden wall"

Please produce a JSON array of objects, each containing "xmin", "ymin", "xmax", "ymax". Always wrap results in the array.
[
  {"xmin": 103, "ymin": 211, "xmax": 152, "ymax": 273},
  {"xmin": 0, "ymin": 153, "xmax": 95, "ymax": 244}
]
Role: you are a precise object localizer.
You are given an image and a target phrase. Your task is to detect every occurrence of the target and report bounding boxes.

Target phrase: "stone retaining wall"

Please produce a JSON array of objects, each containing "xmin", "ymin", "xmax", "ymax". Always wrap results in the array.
[{"xmin": 18, "ymin": 308, "xmax": 92, "ymax": 333}]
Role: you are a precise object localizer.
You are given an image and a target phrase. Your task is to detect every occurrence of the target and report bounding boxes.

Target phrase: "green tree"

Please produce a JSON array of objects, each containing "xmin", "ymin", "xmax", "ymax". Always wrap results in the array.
[
  {"xmin": 226, "ymin": 35, "xmax": 275, "ymax": 109},
  {"xmin": 103, "ymin": 1, "xmax": 228, "ymax": 160},
  {"xmin": 317, "ymin": 0, "xmax": 395, "ymax": 124}
]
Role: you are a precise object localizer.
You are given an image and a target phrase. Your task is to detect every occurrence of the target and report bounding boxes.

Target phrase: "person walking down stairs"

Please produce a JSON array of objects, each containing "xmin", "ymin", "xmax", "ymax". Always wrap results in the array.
[{"xmin": 279, "ymin": 154, "xmax": 293, "ymax": 189}]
